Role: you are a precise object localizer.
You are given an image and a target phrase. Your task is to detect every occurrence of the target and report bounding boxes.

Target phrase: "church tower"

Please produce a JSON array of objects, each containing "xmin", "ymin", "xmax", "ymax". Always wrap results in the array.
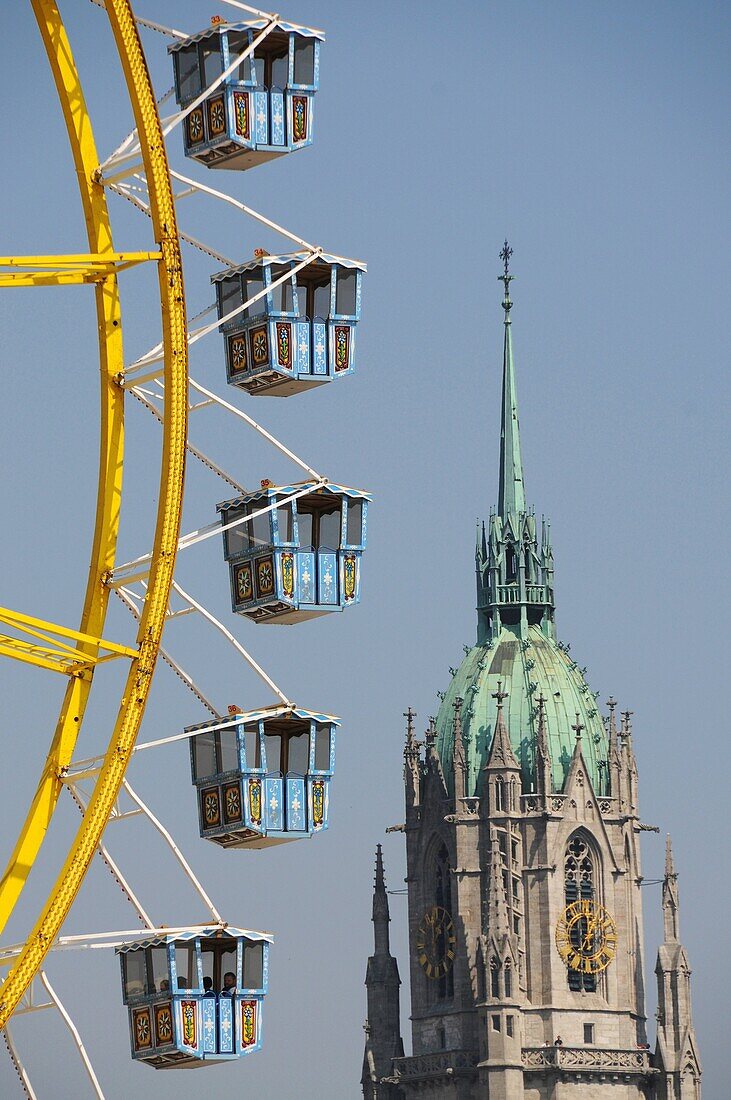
[
  {"xmin": 362, "ymin": 844, "xmax": 405, "ymax": 1098},
  {"xmin": 368, "ymin": 245, "xmax": 701, "ymax": 1098},
  {"xmin": 654, "ymin": 837, "xmax": 702, "ymax": 1099}
]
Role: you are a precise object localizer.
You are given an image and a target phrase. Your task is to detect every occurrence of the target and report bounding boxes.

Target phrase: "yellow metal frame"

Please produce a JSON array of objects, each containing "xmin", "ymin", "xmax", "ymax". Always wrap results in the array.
[
  {"xmin": 0, "ymin": 0, "xmax": 188, "ymax": 1025},
  {"xmin": 0, "ymin": 606, "xmax": 137, "ymax": 675},
  {"xmin": 0, "ymin": 251, "xmax": 160, "ymax": 287}
]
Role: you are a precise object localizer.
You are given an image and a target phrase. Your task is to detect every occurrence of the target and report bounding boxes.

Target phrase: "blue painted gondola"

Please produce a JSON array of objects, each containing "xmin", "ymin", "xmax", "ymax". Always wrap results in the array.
[
  {"xmin": 169, "ymin": 19, "xmax": 323, "ymax": 170},
  {"xmin": 187, "ymin": 706, "xmax": 338, "ymax": 848},
  {"xmin": 218, "ymin": 479, "xmax": 369, "ymax": 622},
  {"xmin": 118, "ymin": 925, "xmax": 271, "ymax": 1069},
  {"xmin": 212, "ymin": 253, "xmax": 365, "ymax": 396}
]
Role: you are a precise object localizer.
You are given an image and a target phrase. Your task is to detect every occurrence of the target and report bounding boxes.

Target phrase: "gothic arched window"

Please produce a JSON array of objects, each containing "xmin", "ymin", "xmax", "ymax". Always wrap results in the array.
[
  {"xmin": 524, "ymin": 544, "xmax": 533, "ymax": 583},
  {"xmin": 490, "ymin": 957, "xmax": 499, "ymax": 998},
  {"xmin": 505, "ymin": 544, "xmax": 517, "ymax": 583},
  {"xmin": 504, "ymin": 959, "xmax": 512, "ymax": 998},
  {"xmin": 564, "ymin": 831, "xmax": 597, "ymax": 993},
  {"xmin": 681, "ymin": 1065, "xmax": 699, "ymax": 1100},
  {"xmin": 494, "ymin": 776, "xmax": 504, "ymax": 812},
  {"xmin": 426, "ymin": 842, "xmax": 455, "ymax": 1002}
]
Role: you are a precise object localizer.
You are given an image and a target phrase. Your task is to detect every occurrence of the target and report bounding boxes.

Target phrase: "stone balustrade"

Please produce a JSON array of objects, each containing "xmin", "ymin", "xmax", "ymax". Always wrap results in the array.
[
  {"xmin": 393, "ymin": 1049, "xmax": 479, "ymax": 1079},
  {"xmin": 522, "ymin": 1046, "xmax": 652, "ymax": 1074}
]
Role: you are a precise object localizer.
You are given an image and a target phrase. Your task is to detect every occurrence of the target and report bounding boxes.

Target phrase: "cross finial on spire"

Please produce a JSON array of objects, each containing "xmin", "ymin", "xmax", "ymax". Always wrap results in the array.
[
  {"xmin": 492, "ymin": 680, "xmax": 508, "ymax": 709},
  {"xmin": 499, "ymin": 239, "xmax": 513, "ymax": 281},
  {"xmin": 498, "ymin": 239, "xmax": 514, "ymax": 314},
  {"xmin": 403, "ymin": 707, "xmax": 416, "ymax": 742},
  {"xmin": 572, "ymin": 713, "xmax": 585, "ymax": 741}
]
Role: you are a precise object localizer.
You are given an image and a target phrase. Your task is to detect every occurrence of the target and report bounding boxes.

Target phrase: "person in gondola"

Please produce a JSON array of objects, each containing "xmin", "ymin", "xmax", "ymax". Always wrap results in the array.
[
  {"xmin": 203, "ymin": 976, "xmax": 215, "ymax": 996},
  {"xmin": 221, "ymin": 971, "xmax": 237, "ymax": 997}
]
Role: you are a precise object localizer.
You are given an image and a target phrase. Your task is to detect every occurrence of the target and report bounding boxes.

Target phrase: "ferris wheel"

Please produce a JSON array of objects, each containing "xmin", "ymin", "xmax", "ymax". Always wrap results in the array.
[{"xmin": 0, "ymin": 1, "xmax": 367, "ymax": 1092}]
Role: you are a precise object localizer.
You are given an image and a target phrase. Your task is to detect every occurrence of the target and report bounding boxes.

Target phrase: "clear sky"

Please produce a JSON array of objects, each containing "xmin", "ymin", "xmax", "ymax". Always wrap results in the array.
[{"xmin": 0, "ymin": 1, "xmax": 727, "ymax": 1097}]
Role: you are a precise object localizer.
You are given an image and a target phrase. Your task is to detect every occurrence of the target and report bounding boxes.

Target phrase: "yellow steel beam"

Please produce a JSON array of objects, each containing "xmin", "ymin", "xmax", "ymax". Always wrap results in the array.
[
  {"xmin": 0, "ymin": 0, "xmax": 126, "ymax": 961},
  {"xmin": 0, "ymin": 0, "xmax": 188, "ymax": 1025},
  {"xmin": 0, "ymin": 606, "xmax": 137, "ymax": 675},
  {"xmin": 0, "ymin": 639, "xmax": 133, "ymax": 676},
  {"xmin": 0, "ymin": 606, "xmax": 136, "ymax": 658},
  {"xmin": 0, "ymin": 251, "xmax": 161, "ymax": 287},
  {"xmin": 0, "ymin": 271, "xmax": 115, "ymax": 287},
  {"xmin": 0, "ymin": 252, "xmax": 159, "ymax": 266},
  {"xmin": 0, "ymin": 641, "xmax": 87, "ymax": 677}
]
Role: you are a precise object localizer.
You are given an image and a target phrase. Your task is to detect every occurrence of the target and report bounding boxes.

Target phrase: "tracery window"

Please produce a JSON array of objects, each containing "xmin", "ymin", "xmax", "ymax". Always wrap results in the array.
[
  {"xmin": 504, "ymin": 959, "xmax": 512, "ymax": 998},
  {"xmin": 505, "ymin": 544, "xmax": 517, "ymax": 583},
  {"xmin": 564, "ymin": 832, "xmax": 597, "ymax": 992},
  {"xmin": 494, "ymin": 776, "xmax": 504, "ymax": 812},
  {"xmin": 430, "ymin": 842, "xmax": 454, "ymax": 1001},
  {"xmin": 490, "ymin": 957, "xmax": 499, "ymax": 998}
]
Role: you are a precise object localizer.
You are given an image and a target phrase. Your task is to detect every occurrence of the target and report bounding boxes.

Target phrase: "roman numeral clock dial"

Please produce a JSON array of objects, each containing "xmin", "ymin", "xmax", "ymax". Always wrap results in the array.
[
  {"xmin": 416, "ymin": 905, "xmax": 456, "ymax": 980},
  {"xmin": 555, "ymin": 899, "xmax": 618, "ymax": 974}
]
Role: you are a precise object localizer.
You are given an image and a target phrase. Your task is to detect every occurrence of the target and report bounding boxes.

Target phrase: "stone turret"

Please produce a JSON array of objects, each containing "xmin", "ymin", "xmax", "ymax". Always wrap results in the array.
[
  {"xmin": 654, "ymin": 836, "xmax": 702, "ymax": 1099},
  {"xmin": 478, "ymin": 828, "xmax": 523, "ymax": 1099},
  {"xmin": 362, "ymin": 846, "xmax": 404, "ymax": 1099}
]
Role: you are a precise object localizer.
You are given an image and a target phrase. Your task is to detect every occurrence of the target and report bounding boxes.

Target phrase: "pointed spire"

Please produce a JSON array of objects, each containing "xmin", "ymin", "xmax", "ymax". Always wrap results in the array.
[
  {"xmin": 426, "ymin": 715, "xmax": 440, "ymax": 767},
  {"xmin": 620, "ymin": 709, "xmax": 639, "ymax": 814},
  {"xmin": 654, "ymin": 834, "xmax": 701, "ymax": 1095},
  {"xmin": 403, "ymin": 707, "xmax": 421, "ymax": 815},
  {"xmin": 364, "ymin": 846, "xmax": 404, "ymax": 1091},
  {"xmin": 535, "ymin": 693, "xmax": 553, "ymax": 796},
  {"xmin": 665, "ymin": 833, "xmax": 676, "ymax": 878},
  {"xmin": 565, "ymin": 713, "xmax": 587, "ymax": 779},
  {"xmin": 607, "ymin": 697, "xmax": 625, "ymax": 807},
  {"xmin": 485, "ymin": 681, "xmax": 520, "ymax": 773},
  {"xmin": 372, "ymin": 844, "xmax": 391, "ymax": 953},
  {"xmin": 662, "ymin": 834, "xmax": 680, "ymax": 944},
  {"xmin": 497, "ymin": 240, "xmax": 526, "ymax": 518},
  {"xmin": 487, "ymin": 826, "xmax": 511, "ymax": 938},
  {"xmin": 571, "ymin": 713, "xmax": 585, "ymax": 744},
  {"xmin": 424, "ymin": 716, "xmax": 449, "ymax": 796},
  {"xmin": 607, "ymin": 697, "xmax": 619, "ymax": 754}
]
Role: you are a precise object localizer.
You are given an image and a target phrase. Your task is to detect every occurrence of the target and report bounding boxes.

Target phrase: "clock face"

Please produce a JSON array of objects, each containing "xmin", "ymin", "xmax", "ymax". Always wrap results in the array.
[
  {"xmin": 416, "ymin": 905, "xmax": 456, "ymax": 979},
  {"xmin": 555, "ymin": 899, "xmax": 617, "ymax": 974}
]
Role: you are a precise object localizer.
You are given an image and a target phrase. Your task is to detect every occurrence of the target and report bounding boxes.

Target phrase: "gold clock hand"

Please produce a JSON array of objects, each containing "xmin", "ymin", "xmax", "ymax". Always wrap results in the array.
[{"xmin": 581, "ymin": 915, "xmax": 598, "ymax": 953}]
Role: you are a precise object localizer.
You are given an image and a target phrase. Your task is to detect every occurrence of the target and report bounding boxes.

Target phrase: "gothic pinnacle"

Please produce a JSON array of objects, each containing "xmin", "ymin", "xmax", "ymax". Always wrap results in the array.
[
  {"xmin": 665, "ymin": 833, "xmax": 676, "ymax": 879},
  {"xmin": 372, "ymin": 844, "xmax": 390, "ymax": 941},
  {"xmin": 497, "ymin": 241, "xmax": 526, "ymax": 518}
]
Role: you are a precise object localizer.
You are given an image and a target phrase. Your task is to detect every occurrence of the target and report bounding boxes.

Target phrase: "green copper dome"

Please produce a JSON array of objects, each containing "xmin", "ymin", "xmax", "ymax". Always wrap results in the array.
[
  {"xmin": 435, "ymin": 624, "xmax": 607, "ymax": 796},
  {"xmin": 436, "ymin": 245, "xmax": 609, "ymax": 797}
]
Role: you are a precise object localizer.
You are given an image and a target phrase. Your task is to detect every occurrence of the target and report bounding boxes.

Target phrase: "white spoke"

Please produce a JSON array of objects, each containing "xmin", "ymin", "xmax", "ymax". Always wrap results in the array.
[{"xmin": 39, "ymin": 973, "xmax": 106, "ymax": 1100}]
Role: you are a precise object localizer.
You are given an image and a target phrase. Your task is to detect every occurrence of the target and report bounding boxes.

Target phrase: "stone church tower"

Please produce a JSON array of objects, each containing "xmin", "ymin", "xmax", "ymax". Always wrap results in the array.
[{"xmin": 361, "ymin": 246, "xmax": 701, "ymax": 1098}]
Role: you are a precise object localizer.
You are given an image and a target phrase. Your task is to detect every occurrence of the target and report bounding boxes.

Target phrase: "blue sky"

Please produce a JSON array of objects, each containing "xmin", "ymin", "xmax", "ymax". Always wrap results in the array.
[{"xmin": 0, "ymin": 2, "xmax": 727, "ymax": 1096}]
